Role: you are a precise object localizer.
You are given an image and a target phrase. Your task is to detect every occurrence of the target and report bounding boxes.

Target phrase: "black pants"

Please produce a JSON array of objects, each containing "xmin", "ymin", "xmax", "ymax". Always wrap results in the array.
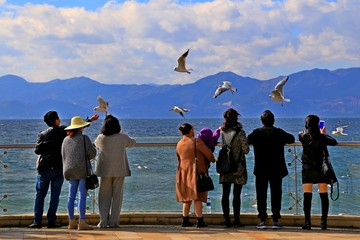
[
  {"xmin": 255, "ymin": 175, "xmax": 282, "ymax": 221},
  {"xmin": 221, "ymin": 183, "xmax": 243, "ymax": 219}
]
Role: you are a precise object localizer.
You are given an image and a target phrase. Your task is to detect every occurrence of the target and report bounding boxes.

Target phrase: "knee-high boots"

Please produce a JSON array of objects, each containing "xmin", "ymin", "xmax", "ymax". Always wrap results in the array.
[
  {"xmin": 320, "ymin": 193, "xmax": 329, "ymax": 230},
  {"xmin": 302, "ymin": 192, "xmax": 312, "ymax": 230}
]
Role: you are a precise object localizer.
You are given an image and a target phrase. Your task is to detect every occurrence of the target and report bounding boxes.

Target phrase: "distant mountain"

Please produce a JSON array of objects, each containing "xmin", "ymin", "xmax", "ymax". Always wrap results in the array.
[{"xmin": 1, "ymin": 68, "xmax": 359, "ymax": 119}]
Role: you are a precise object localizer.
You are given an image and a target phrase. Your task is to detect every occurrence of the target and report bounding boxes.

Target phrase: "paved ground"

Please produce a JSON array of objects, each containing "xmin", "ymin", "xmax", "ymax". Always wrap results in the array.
[{"xmin": 0, "ymin": 225, "xmax": 359, "ymax": 240}]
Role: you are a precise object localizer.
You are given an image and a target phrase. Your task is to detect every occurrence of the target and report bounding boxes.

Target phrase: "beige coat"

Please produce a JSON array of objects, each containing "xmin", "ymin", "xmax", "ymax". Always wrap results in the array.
[{"xmin": 176, "ymin": 135, "xmax": 215, "ymax": 203}]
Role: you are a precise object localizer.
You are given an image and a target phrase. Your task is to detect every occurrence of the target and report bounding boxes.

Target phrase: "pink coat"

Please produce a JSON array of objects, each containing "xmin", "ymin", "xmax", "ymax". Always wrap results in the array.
[{"xmin": 176, "ymin": 135, "xmax": 215, "ymax": 203}]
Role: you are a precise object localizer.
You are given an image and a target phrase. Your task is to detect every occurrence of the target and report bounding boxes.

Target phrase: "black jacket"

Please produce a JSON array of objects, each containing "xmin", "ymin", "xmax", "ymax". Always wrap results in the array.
[
  {"xmin": 299, "ymin": 131, "xmax": 337, "ymax": 169},
  {"xmin": 35, "ymin": 125, "xmax": 67, "ymax": 173},
  {"xmin": 248, "ymin": 126, "xmax": 295, "ymax": 178}
]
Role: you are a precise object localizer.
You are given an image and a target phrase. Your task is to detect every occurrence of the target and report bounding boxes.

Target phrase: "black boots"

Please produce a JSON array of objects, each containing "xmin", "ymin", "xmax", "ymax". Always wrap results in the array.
[
  {"xmin": 302, "ymin": 192, "xmax": 312, "ymax": 230},
  {"xmin": 233, "ymin": 218, "xmax": 245, "ymax": 228},
  {"xmin": 320, "ymin": 193, "xmax": 329, "ymax": 230},
  {"xmin": 182, "ymin": 216, "xmax": 208, "ymax": 228},
  {"xmin": 181, "ymin": 216, "xmax": 194, "ymax": 227},
  {"xmin": 223, "ymin": 216, "xmax": 233, "ymax": 228},
  {"xmin": 302, "ymin": 192, "xmax": 329, "ymax": 230},
  {"xmin": 195, "ymin": 217, "xmax": 208, "ymax": 228}
]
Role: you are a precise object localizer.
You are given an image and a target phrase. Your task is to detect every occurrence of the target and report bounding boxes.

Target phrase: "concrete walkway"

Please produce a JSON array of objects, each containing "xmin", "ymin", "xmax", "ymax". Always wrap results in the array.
[{"xmin": 0, "ymin": 225, "xmax": 359, "ymax": 240}]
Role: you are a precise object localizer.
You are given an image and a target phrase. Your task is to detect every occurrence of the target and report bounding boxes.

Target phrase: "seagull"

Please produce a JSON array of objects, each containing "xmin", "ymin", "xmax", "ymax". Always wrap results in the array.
[
  {"xmin": 170, "ymin": 106, "xmax": 189, "ymax": 118},
  {"xmin": 269, "ymin": 76, "xmax": 290, "ymax": 106},
  {"xmin": 331, "ymin": 126, "xmax": 348, "ymax": 136},
  {"xmin": 174, "ymin": 49, "xmax": 193, "ymax": 74},
  {"xmin": 94, "ymin": 96, "xmax": 109, "ymax": 115},
  {"xmin": 213, "ymin": 81, "xmax": 237, "ymax": 99}
]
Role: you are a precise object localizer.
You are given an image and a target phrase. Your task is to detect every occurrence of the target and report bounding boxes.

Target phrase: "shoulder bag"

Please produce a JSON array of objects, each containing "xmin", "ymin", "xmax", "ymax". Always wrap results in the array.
[
  {"xmin": 321, "ymin": 150, "xmax": 339, "ymax": 201},
  {"xmin": 195, "ymin": 138, "xmax": 214, "ymax": 193},
  {"xmin": 84, "ymin": 136, "xmax": 99, "ymax": 190}
]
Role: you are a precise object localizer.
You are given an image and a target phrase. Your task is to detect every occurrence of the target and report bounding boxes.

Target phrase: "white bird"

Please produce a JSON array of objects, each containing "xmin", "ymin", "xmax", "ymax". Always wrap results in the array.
[
  {"xmin": 332, "ymin": 126, "xmax": 348, "ymax": 136},
  {"xmin": 269, "ymin": 76, "xmax": 290, "ymax": 106},
  {"xmin": 94, "ymin": 96, "xmax": 109, "ymax": 115},
  {"xmin": 170, "ymin": 106, "xmax": 189, "ymax": 118},
  {"xmin": 213, "ymin": 81, "xmax": 237, "ymax": 99},
  {"xmin": 174, "ymin": 49, "xmax": 193, "ymax": 74}
]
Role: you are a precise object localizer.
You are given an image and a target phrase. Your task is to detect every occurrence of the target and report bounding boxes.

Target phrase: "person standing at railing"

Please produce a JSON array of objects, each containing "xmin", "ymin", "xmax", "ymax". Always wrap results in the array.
[
  {"xmin": 299, "ymin": 115, "xmax": 337, "ymax": 230},
  {"xmin": 62, "ymin": 116, "xmax": 97, "ymax": 230},
  {"xmin": 176, "ymin": 123, "xmax": 215, "ymax": 228},
  {"xmin": 94, "ymin": 115, "xmax": 136, "ymax": 228},
  {"xmin": 218, "ymin": 108, "xmax": 250, "ymax": 228},
  {"xmin": 247, "ymin": 110, "xmax": 295, "ymax": 229},
  {"xmin": 28, "ymin": 111, "xmax": 98, "ymax": 229}
]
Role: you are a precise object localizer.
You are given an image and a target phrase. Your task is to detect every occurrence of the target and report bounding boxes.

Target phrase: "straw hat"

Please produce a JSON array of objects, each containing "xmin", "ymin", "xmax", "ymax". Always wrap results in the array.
[{"xmin": 64, "ymin": 116, "xmax": 90, "ymax": 130}]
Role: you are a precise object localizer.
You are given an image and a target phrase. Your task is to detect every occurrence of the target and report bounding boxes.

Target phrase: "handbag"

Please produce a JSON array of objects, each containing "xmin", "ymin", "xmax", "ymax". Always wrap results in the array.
[
  {"xmin": 84, "ymin": 136, "xmax": 99, "ymax": 190},
  {"xmin": 216, "ymin": 131, "xmax": 239, "ymax": 174},
  {"xmin": 321, "ymin": 150, "xmax": 339, "ymax": 201},
  {"xmin": 194, "ymin": 139, "xmax": 214, "ymax": 193}
]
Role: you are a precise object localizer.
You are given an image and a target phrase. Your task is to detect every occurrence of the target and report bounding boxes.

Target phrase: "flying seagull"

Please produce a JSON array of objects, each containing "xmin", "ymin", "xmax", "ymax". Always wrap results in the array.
[
  {"xmin": 174, "ymin": 49, "xmax": 193, "ymax": 74},
  {"xmin": 94, "ymin": 96, "xmax": 109, "ymax": 115},
  {"xmin": 213, "ymin": 81, "xmax": 237, "ymax": 99},
  {"xmin": 170, "ymin": 106, "xmax": 189, "ymax": 118},
  {"xmin": 269, "ymin": 76, "xmax": 290, "ymax": 106},
  {"xmin": 331, "ymin": 126, "xmax": 348, "ymax": 136}
]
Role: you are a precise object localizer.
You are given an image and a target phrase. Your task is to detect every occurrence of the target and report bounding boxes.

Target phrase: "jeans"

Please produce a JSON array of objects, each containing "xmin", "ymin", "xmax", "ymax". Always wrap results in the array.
[
  {"xmin": 255, "ymin": 175, "xmax": 283, "ymax": 221},
  {"xmin": 33, "ymin": 169, "xmax": 64, "ymax": 224},
  {"xmin": 67, "ymin": 179, "xmax": 87, "ymax": 220}
]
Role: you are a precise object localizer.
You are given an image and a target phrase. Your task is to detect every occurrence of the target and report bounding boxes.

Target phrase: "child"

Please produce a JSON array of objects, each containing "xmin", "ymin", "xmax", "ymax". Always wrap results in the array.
[
  {"xmin": 197, "ymin": 127, "xmax": 220, "ymax": 169},
  {"xmin": 197, "ymin": 127, "xmax": 221, "ymax": 152}
]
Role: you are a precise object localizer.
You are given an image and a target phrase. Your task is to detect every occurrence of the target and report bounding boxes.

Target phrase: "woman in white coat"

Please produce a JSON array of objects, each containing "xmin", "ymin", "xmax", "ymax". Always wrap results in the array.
[{"xmin": 94, "ymin": 115, "xmax": 136, "ymax": 228}]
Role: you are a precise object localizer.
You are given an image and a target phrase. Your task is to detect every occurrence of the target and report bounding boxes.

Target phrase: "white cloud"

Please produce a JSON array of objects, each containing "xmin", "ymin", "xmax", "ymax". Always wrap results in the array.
[{"xmin": 0, "ymin": 0, "xmax": 359, "ymax": 84}]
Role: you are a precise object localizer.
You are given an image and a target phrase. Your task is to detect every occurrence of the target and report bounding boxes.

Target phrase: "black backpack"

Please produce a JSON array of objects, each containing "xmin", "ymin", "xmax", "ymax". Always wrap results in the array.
[{"xmin": 216, "ymin": 131, "xmax": 239, "ymax": 174}]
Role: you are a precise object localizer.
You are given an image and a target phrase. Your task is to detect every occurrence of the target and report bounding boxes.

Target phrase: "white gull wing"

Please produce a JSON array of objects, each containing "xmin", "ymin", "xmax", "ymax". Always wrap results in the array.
[
  {"xmin": 170, "ymin": 106, "xmax": 189, "ymax": 118},
  {"xmin": 269, "ymin": 76, "xmax": 290, "ymax": 104},
  {"xmin": 213, "ymin": 81, "xmax": 237, "ymax": 98},
  {"xmin": 174, "ymin": 49, "xmax": 192, "ymax": 74},
  {"xmin": 94, "ymin": 96, "xmax": 109, "ymax": 114}
]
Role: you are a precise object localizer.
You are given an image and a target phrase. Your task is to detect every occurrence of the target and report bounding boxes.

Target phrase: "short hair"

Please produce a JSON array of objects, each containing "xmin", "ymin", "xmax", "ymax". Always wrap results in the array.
[
  {"xmin": 43, "ymin": 111, "xmax": 59, "ymax": 127},
  {"xmin": 261, "ymin": 110, "xmax": 275, "ymax": 127},
  {"xmin": 101, "ymin": 115, "xmax": 121, "ymax": 136},
  {"xmin": 178, "ymin": 123, "xmax": 193, "ymax": 135}
]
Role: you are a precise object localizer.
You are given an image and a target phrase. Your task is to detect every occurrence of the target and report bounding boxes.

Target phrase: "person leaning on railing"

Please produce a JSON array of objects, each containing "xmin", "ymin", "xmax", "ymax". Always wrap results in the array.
[
  {"xmin": 299, "ymin": 115, "xmax": 337, "ymax": 230},
  {"xmin": 176, "ymin": 123, "xmax": 215, "ymax": 228}
]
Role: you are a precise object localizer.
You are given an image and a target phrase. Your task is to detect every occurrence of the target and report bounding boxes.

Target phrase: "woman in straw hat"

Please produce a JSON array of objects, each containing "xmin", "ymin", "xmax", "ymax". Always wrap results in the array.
[{"xmin": 61, "ymin": 116, "xmax": 97, "ymax": 230}]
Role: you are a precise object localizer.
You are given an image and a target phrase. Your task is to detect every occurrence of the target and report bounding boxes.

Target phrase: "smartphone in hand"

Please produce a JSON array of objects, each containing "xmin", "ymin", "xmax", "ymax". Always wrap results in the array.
[{"xmin": 319, "ymin": 120, "xmax": 325, "ymax": 129}]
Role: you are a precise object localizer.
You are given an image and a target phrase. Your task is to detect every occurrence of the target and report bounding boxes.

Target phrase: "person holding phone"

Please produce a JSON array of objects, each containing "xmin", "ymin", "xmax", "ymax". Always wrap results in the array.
[{"xmin": 298, "ymin": 115, "xmax": 337, "ymax": 230}]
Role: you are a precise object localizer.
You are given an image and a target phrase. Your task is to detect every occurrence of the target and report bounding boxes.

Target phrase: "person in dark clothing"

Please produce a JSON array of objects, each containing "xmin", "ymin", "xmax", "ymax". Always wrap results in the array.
[
  {"xmin": 247, "ymin": 110, "xmax": 295, "ymax": 229},
  {"xmin": 299, "ymin": 115, "xmax": 337, "ymax": 230},
  {"xmin": 219, "ymin": 108, "xmax": 250, "ymax": 228},
  {"xmin": 28, "ymin": 111, "xmax": 98, "ymax": 229}
]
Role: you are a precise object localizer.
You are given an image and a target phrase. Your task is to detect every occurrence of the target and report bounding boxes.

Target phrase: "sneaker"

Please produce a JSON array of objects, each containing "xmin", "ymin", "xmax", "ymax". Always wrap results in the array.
[
  {"xmin": 256, "ymin": 222, "xmax": 267, "ymax": 229},
  {"xmin": 272, "ymin": 222, "xmax": 283, "ymax": 229}
]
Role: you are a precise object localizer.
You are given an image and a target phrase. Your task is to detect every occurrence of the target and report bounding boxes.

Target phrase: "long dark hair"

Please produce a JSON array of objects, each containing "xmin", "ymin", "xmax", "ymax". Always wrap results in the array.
[
  {"xmin": 101, "ymin": 115, "xmax": 121, "ymax": 136},
  {"xmin": 305, "ymin": 114, "xmax": 321, "ymax": 137},
  {"xmin": 221, "ymin": 108, "xmax": 243, "ymax": 131}
]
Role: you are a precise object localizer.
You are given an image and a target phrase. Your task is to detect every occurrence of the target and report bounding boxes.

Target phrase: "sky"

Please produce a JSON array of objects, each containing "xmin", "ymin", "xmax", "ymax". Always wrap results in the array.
[{"xmin": 0, "ymin": 0, "xmax": 359, "ymax": 85}]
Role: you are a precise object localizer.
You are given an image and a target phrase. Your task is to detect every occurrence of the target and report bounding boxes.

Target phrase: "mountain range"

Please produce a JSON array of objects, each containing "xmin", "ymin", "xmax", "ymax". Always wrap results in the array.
[{"xmin": 0, "ymin": 67, "xmax": 359, "ymax": 119}]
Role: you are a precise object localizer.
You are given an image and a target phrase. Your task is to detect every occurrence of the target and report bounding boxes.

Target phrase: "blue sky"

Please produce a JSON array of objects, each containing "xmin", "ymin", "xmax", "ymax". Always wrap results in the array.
[{"xmin": 0, "ymin": 0, "xmax": 359, "ymax": 84}]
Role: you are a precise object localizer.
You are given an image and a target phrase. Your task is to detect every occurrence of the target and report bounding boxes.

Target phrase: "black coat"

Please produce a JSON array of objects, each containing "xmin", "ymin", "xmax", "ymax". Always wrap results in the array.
[
  {"xmin": 299, "ymin": 131, "xmax": 337, "ymax": 183},
  {"xmin": 248, "ymin": 126, "xmax": 295, "ymax": 178},
  {"xmin": 35, "ymin": 125, "xmax": 67, "ymax": 172}
]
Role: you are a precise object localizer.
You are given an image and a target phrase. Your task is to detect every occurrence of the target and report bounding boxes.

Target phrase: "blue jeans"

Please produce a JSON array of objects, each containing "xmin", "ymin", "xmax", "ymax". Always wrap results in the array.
[
  {"xmin": 33, "ymin": 169, "xmax": 64, "ymax": 224},
  {"xmin": 67, "ymin": 179, "xmax": 87, "ymax": 220}
]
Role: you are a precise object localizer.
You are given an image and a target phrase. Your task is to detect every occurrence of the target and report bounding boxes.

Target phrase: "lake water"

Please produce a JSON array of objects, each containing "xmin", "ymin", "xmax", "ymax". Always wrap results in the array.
[{"xmin": 0, "ymin": 118, "xmax": 359, "ymax": 216}]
